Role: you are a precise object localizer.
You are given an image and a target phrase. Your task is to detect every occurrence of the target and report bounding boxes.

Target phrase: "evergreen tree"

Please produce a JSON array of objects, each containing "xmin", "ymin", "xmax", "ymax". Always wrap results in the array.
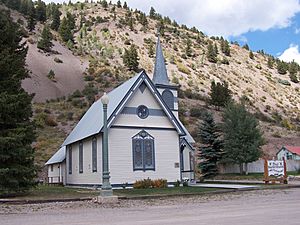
[
  {"xmin": 207, "ymin": 42, "xmax": 217, "ymax": 63},
  {"xmin": 289, "ymin": 60, "xmax": 299, "ymax": 83},
  {"xmin": 223, "ymin": 40, "xmax": 230, "ymax": 56},
  {"xmin": 186, "ymin": 38, "xmax": 192, "ymax": 57},
  {"xmin": 101, "ymin": 0, "xmax": 108, "ymax": 9},
  {"xmin": 37, "ymin": 25, "xmax": 53, "ymax": 52},
  {"xmin": 0, "ymin": 10, "xmax": 36, "ymax": 195},
  {"xmin": 123, "ymin": 44, "xmax": 139, "ymax": 71},
  {"xmin": 198, "ymin": 112, "xmax": 223, "ymax": 179},
  {"xmin": 123, "ymin": 1, "xmax": 127, "ymax": 9},
  {"xmin": 222, "ymin": 102, "xmax": 264, "ymax": 174},
  {"xmin": 35, "ymin": 0, "xmax": 46, "ymax": 22},
  {"xmin": 116, "ymin": 0, "xmax": 121, "ymax": 8},
  {"xmin": 249, "ymin": 51, "xmax": 254, "ymax": 59},
  {"xmin": 50, "ymin": 5, "xmax": 61, "ymax": 31},
  {"xmin": 267, "ymin": 56, "xmax": 274, "ymax": 69},
  {"xmin": 66, "ymin": 12, "xmax": 75, "ymax": 30},
  {"xmin": 242, "ymin": 43, "xmax": 249, "ymax": 50},
  {"xmin": 148, "ymin": 41, "xmax": 154, "ymax": 58},
  {"xmin": 27, "ymin": 15, "xmax": 36, "ymax": 32},
  {"xmin": 149, "ymin": 7, "xmax": 156, "ymax": 19},
  {"xmin": 59, "ymin": 17, "xmax": 73, "ymax": 43},
  {"xmin": 277, "ymin": 60, "xmax": 288, "ymax": 75},
  {"xmin": 209, "ymin": 81, "xmax": 232, "ymax": 109}
]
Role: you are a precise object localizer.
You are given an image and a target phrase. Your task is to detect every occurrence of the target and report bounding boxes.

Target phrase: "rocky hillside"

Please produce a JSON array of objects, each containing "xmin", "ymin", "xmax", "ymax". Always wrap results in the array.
[{"xmin": 3, "ymin": 2, "xmax": 300, "ymax": 166}]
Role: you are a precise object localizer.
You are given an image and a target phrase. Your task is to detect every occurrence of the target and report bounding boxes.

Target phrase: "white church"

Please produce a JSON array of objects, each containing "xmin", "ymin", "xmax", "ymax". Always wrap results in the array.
[{"xmin": 46, "ymin": 37, "xmax": 195, "ymax": 187}]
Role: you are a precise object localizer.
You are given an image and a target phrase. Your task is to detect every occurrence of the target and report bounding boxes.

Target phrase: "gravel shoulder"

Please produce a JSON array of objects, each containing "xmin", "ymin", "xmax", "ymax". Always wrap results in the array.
[{"xmin": 1, "ymin": 189, "xmax": 300, "ymax": 225}]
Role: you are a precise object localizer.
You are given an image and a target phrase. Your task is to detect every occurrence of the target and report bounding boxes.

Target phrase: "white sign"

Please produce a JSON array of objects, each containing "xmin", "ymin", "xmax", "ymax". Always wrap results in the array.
[{"xmin": 268, "ymin": 160, "xmax": 284, "ymax": 177}]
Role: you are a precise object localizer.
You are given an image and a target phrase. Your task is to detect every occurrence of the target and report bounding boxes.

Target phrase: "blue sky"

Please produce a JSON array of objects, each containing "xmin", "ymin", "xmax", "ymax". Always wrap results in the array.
[{"xmin": 44, "ymin": 0, "xmax": 300, "ymax": 63}]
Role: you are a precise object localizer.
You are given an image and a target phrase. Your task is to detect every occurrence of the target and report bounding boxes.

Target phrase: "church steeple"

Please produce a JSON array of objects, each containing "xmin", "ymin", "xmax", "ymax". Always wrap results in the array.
[
  {"xmin": 152, "ymin": 35, "xmax": 179, "ymax": 119},
  {"xmin": 152, "ymin": 36, "xmax": 170, "ymax": 85}
]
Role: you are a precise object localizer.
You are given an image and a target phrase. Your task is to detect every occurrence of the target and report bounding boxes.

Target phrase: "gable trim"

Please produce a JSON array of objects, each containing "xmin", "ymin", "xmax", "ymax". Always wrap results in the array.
[{"xmin": 106, "ymin": 71, "xmax": 186, "ymax": 136}]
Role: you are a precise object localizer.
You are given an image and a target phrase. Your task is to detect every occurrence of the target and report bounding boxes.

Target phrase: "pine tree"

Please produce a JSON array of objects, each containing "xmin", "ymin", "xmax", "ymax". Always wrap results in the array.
[
  {"xmin": 198, "ymin": 112, "xmax": 223, "ymax": 179},
  {"xmin": 0, "ymin": 10, "xmax": 36, "ymax": 195},
  {"xmin": 207, "ymin": 42, "xmax": 217, "ymax": 63},
  {"xmin": 149, "ymin": 7, "xmax": 156, "ymax": 19},
  {"xmin": 123, "ymin": 44, "xmax": 139, "ymax": 71},
  {"xmin": 148, "ymin": 41, "xmax": 154, "ymax": 58},
  {"xmin": 27, "ymin": 15, "xmax": 36, "ymax": 32},
  {"xmin": 289, "ymin": 60, "xmax": 299, "ymax": 83},
  {"xmin": 66, "ymin": 12, "xmax": 75, "ymax": 30},
  {"xmin": 37, "ymin": 24, "xmax": 53, "ymax": 52},
  {"xmin": 35, "ymin": 0, "xmax": 46, "ymax": 22},
  {"xmin": 243, "ymin": 43, "xmax": 249, "ymax": 50},
  {"xmin": 59, "ymin": 17, "xmax": 73, "ymax": 43},
  {"xmin": 277, "ymin": 60, "xmax": 288, "ymax": 75},
  {"xmin": 101, "ymin": 0, "xmax": 108, "ymax": 9},
  {"xmin": 186, "ymin": 38, "xmax": 192, "ymax": 57},
  {"xmin": 209, "ymin": 81, "xmax": 232, "ymax": 109},
  {"xmin": 123, "ymin": 1, "xmax": 127, "ymax": 9},
  {"xmin": 249, "ymin": 51, "xmax": 254, "ymax": 59},
  {"xmin": 116, "ymin": 0, "xmax": 121, "ymax": 8},
  {"xmin": 223, "ymin": 40, "xmax": 230, "ymax": 56},
  {"xmin": 267, "ymin": 56, "xmax": 274, "ymax": 69},
  {"xmin": 222, "ymin": 102, "xmax": 264, "ymax": 174},
  {"xmin": 50, "ymin": 5, "xmax": 61, "ymax": 31}
]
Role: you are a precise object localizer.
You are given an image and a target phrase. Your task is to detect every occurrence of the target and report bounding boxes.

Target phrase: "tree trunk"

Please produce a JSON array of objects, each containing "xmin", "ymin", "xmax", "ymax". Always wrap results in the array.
[
  {"xmin": 239, "ymin": 163, "xmax": 244, "ymax": 175},
  {"xmin": 245, "ymin": 163, "xmax": 248, "ymax": 175}
]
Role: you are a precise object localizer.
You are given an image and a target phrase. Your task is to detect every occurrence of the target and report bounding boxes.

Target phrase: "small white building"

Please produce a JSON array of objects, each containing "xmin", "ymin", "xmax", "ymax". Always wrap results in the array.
[
  {"xmin": 277, "ymin": 146, "xmax": 300, "ymax": 160},
  {"xmin": 45, "ymin": 146, "xmax": 66, "ymax": 184},
  {"xmin": 46, "ymin": 37, "xmax": 195, "ymax": 187}
]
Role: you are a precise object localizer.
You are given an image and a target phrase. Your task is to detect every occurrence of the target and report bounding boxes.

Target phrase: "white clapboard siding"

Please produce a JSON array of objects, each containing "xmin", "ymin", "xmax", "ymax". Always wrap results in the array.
[
  {"xmin": 48, "ymin": 163, "xmax": 64, "ymax": 183},
  {"xmin": 108, "ymin": 128, "xmax": 181, "ymax": 184},
  {"xmin": 66, "ymin": 135, "xmax": 102, "ymax": 185}
]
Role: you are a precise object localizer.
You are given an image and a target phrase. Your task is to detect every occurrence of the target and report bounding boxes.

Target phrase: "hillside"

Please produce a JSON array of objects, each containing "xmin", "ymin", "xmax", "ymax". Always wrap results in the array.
[{"xmin": 2, "ymin": 2, "xmax": 300, "ymax": 167}]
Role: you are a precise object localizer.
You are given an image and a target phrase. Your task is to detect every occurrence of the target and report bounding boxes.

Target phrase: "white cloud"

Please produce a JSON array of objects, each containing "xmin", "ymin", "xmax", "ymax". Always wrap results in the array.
[
  {"xmin": 295, "ymin": 27, "xmax": 300, "ymax": 34},
  {"xmin": 44, "ymin": 0, "xmax": 300, "ymax": 37},
  {"xmin": 279, "ymin": 44, "xmax": 300, "ymax": 64},
  {"xmin": 116, "ymin": 0, "xmax": 300, "ymax": 37}
]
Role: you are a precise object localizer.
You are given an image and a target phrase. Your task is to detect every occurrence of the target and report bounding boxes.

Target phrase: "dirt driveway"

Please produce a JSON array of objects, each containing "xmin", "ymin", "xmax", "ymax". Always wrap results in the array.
[{"xmin": 1, "ymin": 189, "xmax": 300, "ymax": 225}]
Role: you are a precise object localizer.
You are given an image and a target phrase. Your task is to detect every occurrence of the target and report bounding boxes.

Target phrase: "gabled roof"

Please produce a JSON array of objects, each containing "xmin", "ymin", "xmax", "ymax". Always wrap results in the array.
[
  {"xmin": 45, "ymin": 146, "xmax": 66, "ymax": 165},
  {"xmin": 152, "ymin": 36, "xmax": 170, "ymax": 86},
  {"xmin": 62, "ymin": 71, "xmax": 189, "ymax": 146},
  {"xmin": 282, "ymin": 146, "xmax": 300, "ymax": 155}
]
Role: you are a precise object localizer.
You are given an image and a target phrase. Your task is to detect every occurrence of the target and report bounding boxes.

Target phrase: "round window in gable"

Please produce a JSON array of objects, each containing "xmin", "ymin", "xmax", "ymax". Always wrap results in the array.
[{"xmin": 136, "ymin": 105, "xmax": 149, "ymax": 119}]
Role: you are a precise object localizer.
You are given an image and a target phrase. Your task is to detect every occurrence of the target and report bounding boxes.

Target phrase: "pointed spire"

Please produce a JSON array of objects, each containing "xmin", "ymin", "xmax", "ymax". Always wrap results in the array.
[{"xmin": 152, "ymin": 35, "xmax": 170, "ymax": 85}]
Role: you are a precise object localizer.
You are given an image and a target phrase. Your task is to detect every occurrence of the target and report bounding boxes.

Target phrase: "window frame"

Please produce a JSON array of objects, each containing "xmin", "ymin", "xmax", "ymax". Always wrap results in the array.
[
  {"xmin": 132, "ymin": 130, "xmax": 155, "ymax": 171},
  {"xmin": 162, "ymin": 89, "xmax": 174, "ymax": 110},
  {"xmin": 68, "ymin": 145, "xmax": 72, "ymax": 175},
  {"xmin": 79, "ymin": 141, "xmax": 83, "ymax": 174},
  {"xmin": 92, "ymin": 137, "xmax": 97, "ymax": 173}
]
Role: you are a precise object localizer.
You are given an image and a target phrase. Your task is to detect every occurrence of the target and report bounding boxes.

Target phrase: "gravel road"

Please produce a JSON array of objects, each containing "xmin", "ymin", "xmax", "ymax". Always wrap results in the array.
[{"xmin": 1, "ymin": 189, "xmax": 299, "ymax": 225}]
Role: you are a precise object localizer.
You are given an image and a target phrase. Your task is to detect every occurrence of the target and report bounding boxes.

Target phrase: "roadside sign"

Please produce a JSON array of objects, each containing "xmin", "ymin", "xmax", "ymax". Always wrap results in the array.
[{"xmin": 264, "ymin": 159, "xmax": 287, "ymax": 184}]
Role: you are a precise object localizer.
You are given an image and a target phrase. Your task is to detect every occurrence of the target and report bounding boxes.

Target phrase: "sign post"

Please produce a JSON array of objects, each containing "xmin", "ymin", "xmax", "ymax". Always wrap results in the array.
[{"xmin": 264, "ymin": 158, "xmax": 287, "ymax": 184}]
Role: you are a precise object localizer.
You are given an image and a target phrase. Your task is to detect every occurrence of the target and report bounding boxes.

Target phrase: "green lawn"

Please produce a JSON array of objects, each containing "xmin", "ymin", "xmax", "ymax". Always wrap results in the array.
[
  {"xmin": 114, "ymin": 186, "xmax": 221, "ymax": 197},
  {"xmin": 3, "ymin": 185, "xmax": 222, "ymax": 201},
  {"xmin": 214, "ymin": 171, "xmax": 300, "ymax": 181},
  {"xmin": 9, "ymin": 185, "xmax": 99, "ymax": 201}
]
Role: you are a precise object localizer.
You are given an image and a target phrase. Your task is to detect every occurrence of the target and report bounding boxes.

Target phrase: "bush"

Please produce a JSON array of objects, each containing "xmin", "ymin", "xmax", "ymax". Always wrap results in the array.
[
  {"xmin": 190, "ymin": 107, "xmax": 203, "ymax": 117},
  {"xmin": 133, "ymin": 178, "xmax": 152, "ymax": 189},
  {"xmin": 45, "ymin": 115, "xmax": 58, "ymax": 127},
  {"xmin": 133, "ymin": 178, "xmax": 168, "ymax": 189},
  {"xmin": 47, "ymin": 69, "xmax": 56, "ymax": 81},
  {"xmin": 177, "ymin": 62, "xmax": 191, "ymax": 75},
  {"xmin": 151, "ymin": 179, "xmax": 167, "ymax": 188},
  {"xmin": 54, "ymin": 57, "xmax": 63, "ymax": 63},
  {"xmin": 278, "ymin": 79, "xmax": 291, "ymax": 86}
]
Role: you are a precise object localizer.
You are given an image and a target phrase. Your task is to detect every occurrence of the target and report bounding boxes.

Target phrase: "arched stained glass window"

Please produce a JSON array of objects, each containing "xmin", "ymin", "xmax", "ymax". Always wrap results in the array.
[
  {"xmin": 162, "ymin": 89, "xmax": 174, "ymax": 110},
  {"xmin": 132, "ymin": 130, "xmax": 155, "ymax": 171}
]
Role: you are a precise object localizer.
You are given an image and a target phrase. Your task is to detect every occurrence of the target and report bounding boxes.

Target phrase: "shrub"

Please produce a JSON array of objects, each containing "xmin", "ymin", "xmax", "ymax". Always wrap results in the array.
[
  {"xmin": 54, "ymin": 57, "xmax": 63, "ymax": 63},
  {"xmin": 190, "ymin": 107, "xmax": 203, "ymax": 117},
  {"xmin": 177, "ymin": 62, "xmax": 191, "ymax": 75},
  {"xmin": 47, "ymin": 70, "xmax": 56, "ymax": 81},
  {"xmin": 45, "ymin": 115, "xmax": 57, "ymax": 126},
  {"xmin": 84, "ymin": 75, "xmax": 95, "ymax": 81},
  {"xmin": 133, "ymin": 178, "xmax": 152, "ymax": 189},
  {"xmin": 278, "ymin": 79, "xmax": 291, "ymax": 86},
  {"xmin": 133, "ymin": 178, "xmax": 168, "ymax": 189}
]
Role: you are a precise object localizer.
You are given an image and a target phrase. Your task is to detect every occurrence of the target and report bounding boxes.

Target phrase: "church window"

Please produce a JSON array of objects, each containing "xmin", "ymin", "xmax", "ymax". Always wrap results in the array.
[
  {"xmin": 79, "ymin": 142, "xmax": 83, "ymax": 173},
  {"xmin": 92, "ymin": 137, "xmax": 97, "ymax": 172},
  {"xmin": 162, "ymin": 90, "xmax": 174, "ymax": 110},
  {"xmin": 132, "ymin": 130, "xmax": 155, "ymax": 171},
  {"xmin": 68, "ymin": 145, "xmax": 72, "ymax": 174},
  {"xmin": 136, "ymin": 105, "xmax": 149, "ymax": 119}
]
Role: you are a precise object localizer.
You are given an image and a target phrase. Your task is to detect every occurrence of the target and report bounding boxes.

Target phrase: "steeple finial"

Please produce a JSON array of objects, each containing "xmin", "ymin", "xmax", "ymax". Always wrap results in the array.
[{"xmin": 152, "ymin": 35, "xmax": 170, "ymax": 85}]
